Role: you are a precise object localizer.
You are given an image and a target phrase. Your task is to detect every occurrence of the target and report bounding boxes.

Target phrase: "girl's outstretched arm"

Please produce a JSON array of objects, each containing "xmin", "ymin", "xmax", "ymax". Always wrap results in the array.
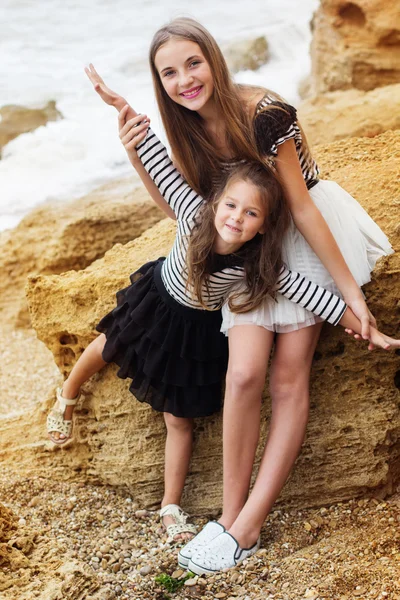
[
  {"xmin": 275, "ymin": 139, "xmax": 376, "ymax": 340},
  {"xmin": 275, "ymin": 267, "xmax": 399, "ymax": 351},
  {"xmin": 85, "ymin": 64, "xmax": 175, "ymax": 220},
  {"xmin": 338, "ymin": 309, "xmax": 400, "ymax": 351}
]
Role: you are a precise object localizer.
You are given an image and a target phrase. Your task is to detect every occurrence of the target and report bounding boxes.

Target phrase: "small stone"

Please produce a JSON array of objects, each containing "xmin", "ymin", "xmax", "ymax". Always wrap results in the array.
[
  {"xmin": 304, "ymin": 522, "xmax": 312, "ymax": 531},
  {"xmin": 111, "ymin": 522, "xmax": 121, "ymax": 530},
  {"xmin": 28, "ymin": 496, "xmax": 40, "ymax": 507},
  {"xmin": 91, "ymin": 556, "xmax": 100, "ymax": 563},
  {"xmin": 139, "ymin": 565, "xmax": 152, "ymax": 576},
  {"xmin": 112, "ymin": 564, "xmax": 120, "ymax": 573},
  {"xmin": 215, "ymin": 594, "xmax": 227, "ymax": 599},
  {"xmin": 101, "ymin": 559, "xmax": 108, "ymax": 569},
  {"xmin": 135, "ymin": 510, "xmax": 149, "ymax": 518},
  {"xmin": 304, "ymin": 589, "xmax": 318, "ymax": 599},
  {"xmin": 184, "ymin": 576, "xmax": 198, "ymax": 586},
  {"xmin": 18, "ymin": 518, "xmax": 26, "ymax": 526},
  {"xmin": 172, "ymin": 569, "xmax": 184, "ymax": 578}
]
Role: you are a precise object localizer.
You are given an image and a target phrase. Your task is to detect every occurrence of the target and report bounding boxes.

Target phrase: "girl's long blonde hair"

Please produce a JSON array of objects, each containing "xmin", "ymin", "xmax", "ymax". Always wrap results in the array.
[
  {"xmin": 186, "ymin": 163, "xmax": 290, "ymax": 314},
  {"xmin": 149, "ymin": 18, "xmax": 277, "ymax": 197}
]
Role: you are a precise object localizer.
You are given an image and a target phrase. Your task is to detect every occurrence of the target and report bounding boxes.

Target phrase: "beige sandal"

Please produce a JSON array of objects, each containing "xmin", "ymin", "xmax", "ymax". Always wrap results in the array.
[
  {"xmin": 159, "ymin": 504, "xmax": 197, "ymax": 542},
  {"xmin": 47, "ymin": 387, "xmax": 80, "ymax": 445}
]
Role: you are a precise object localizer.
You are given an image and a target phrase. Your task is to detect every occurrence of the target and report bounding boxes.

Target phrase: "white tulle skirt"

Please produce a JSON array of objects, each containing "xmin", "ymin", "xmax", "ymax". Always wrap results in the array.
[{"xmin": 221, "ymin": 180, "xmax": 394, "ymax": 335}]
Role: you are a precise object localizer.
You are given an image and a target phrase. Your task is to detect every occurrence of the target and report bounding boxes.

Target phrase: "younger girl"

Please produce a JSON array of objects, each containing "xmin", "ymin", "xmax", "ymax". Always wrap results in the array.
[{"xmin": 47, "ymin": 113, "xmax": 396, "ymax": 545}]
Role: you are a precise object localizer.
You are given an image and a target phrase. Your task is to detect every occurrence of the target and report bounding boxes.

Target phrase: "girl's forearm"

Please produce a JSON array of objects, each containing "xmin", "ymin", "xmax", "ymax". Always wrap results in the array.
[
  {"xmin": 338, "ymin": 306, "xmax": 366, "ymax": 333},
  {"xmin": 130, "ymin": 159, "xmax": 176, "ymax": 220},
  {"xmin": 114, "ymin": 100, "xmax": 176, "ymax": 220},
  {"xmin": 292, "ymin": 201, "xmax": 362, "ymax": 301}
]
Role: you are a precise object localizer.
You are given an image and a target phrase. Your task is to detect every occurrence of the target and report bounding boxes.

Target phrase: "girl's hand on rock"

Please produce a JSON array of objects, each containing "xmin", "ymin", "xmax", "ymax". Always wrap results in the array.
[
  {"xmin": 85, "ymin": 63, "xmax": 129, "ymax": 113},
  {"xmin": 118, "ymin": 104, "xmax": 150, "ymax": 165},
  {"xmin": 345, "ymin": 327, "xmax": 400, "ymax": 351}
]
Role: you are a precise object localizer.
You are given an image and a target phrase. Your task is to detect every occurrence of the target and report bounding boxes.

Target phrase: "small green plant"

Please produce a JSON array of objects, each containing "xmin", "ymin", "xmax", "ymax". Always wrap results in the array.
[{"xmin": 155, "ymin": 571, "xmax": 195, "ymax": 594}]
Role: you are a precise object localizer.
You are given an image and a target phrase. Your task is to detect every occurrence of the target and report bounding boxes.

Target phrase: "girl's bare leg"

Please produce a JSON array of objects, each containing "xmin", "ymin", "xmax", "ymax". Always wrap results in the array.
[
  {"xmin": 50, "ymin": 333, "xmax": 108, "ymax": 441},
  {"xmin": 219, "ymin": 325, "xmax": 275, "ymax": 529},
  {"xmin": 227, "ymin": 323, "xmax": 323, "ymax": 547},
  {"xmin": 162, "ymin": 412, "xmax": 194, "ymax": 541}
]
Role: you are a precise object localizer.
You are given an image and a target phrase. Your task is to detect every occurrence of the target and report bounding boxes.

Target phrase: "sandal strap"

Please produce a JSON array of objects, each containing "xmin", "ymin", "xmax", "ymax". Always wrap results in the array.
[
  {"xmin": 159, "ymin": 504, "xmax": 184, "ymax": 519},
  {"xmin": 165, "ymin": 523, "xmax": 197, "ymax": 537},
  {"xmin": 56, "ymin": 387, "xmax": 80, "ymax": 408}
]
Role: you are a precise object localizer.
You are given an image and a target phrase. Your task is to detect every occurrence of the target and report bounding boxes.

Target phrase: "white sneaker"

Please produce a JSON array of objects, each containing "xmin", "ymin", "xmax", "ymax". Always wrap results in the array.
[
  {"xmin": 188, "ymin": 531, "xmax": 260, "ymax": 575},
  {"xmin": 178, "ymin": 521, "xmax": 225, "ymax": 569}
]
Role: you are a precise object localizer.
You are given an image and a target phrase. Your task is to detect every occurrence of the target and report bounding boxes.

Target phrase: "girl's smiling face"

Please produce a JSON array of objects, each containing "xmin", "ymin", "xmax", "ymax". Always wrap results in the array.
[
  {"xmin": 213, "ymin": 179, "xmax": 267, "ymax": 255},
  {"xmin": 154, "ymin": 39, "xmax": 215, "ymax": 114}
]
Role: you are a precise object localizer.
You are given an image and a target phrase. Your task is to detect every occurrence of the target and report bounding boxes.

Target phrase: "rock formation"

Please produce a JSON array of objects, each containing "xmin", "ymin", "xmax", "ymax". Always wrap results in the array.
[
  {"xmin": 1, "ymin": 130, "xmax": 396, "ymax": 514},
  {"xmin": 0, "ymin": 177, "xmax": 163, "ymax": 328},
  {"xmin": 310, "ymin": 0, "xmax": 400, "ymax": 94},
  {"xmin": 0, "ymin": 101, "xmax": 62, "ymax": 157},
  {"xmin": 298, "ymin": 83, "xmax": 400, "ymax": 146},
  {"xmin": 223, "ymin": 36, "xmax": 269, "ymax": 73},
  {"xmin": 0, "ymin": 502, "xmax": 105, "ymax": 599}
]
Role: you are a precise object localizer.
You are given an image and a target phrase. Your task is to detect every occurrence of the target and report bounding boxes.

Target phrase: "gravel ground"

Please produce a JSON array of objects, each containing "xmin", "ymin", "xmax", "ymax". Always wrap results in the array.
[{"xmin": 1, "ymin": 468, "xmax": 400, "ymax": 600}]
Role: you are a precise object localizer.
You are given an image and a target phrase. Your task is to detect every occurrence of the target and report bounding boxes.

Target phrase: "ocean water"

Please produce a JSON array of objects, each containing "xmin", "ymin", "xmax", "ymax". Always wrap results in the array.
[{"xmin": 0, "ymin": 0, "xmax": 318, "ymax": 231}]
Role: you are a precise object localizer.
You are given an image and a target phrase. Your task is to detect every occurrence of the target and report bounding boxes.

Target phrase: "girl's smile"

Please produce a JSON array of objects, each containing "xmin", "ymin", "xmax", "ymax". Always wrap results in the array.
[{"xmin": 155, "ymin": 40, "xmax": 215, "ymax": 115}]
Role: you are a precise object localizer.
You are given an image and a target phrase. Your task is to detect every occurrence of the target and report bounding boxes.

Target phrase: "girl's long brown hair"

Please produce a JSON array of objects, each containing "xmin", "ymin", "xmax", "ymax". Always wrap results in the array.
[
  {"xmin": 187, "ymin": 163, "xmax": 290, "ymax": 314},
  {"xmin": 150, "ymin": 18, "xmax": 312, "ymax": 198},
  {"xmin": 149, "ymin": 18, "xmax": 278, "ymax": 197}
]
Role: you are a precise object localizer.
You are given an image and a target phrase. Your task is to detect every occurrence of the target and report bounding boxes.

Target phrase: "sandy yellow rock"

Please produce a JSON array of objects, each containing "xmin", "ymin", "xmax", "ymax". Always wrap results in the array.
[
  {"xmin": 298, "ymin": 83, "xmax": 400, "ymax": 146},
  {"xmin": 0, "ymin": 176, "xmax": 163, "ymax": 328},
  {"xmin": 0, "ymin": 132, "xmax": 399, "ymax": 514},
  {"xmin": 0, "ymin": 101, "xmax": 62, "ymax": 154},
  {"xmin": 223, "ymin": 36, "xmax": 269, "ymax": 73},
  {"xmin": 310, "ymin": 0, "xmax": 400, "ymax": 94}
]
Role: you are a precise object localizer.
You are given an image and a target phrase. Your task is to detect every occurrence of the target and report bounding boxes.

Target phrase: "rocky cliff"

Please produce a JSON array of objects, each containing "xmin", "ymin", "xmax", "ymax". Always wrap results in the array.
[
  {"xmin": 310, "ymin": 0, "xmax": 400, "ymax": 94},
  {"xmin": 298, "ymin": 83, "xmax": 400, "ymax": 146},
  {"xmin": 0, "ymin": 102, "xmax": 62, "ymax": 157},
  {"xmin": 0, "ymin": 177, "xmax": 163, "ymax": 328},
  {"xmin": 0, "ymin": 130, "xmax": 397, "ymax": 514}
]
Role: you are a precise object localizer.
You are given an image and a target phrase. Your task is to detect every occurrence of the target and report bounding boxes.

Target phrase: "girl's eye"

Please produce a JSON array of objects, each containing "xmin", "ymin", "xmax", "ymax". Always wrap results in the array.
[
  {"xmin": 163, "ymin": 70, "xmax": 175, "ymax": 77},
  {"xmin": 226, "ymin": 202, "xmax": 235, "ymax": 208},
  {"xmin": 247, "ymin": 211, "xmax": 257, "ymax": 217},
  {"xmin": 190, "ymin": 60, "xmax": 200, "ymax": 67}
]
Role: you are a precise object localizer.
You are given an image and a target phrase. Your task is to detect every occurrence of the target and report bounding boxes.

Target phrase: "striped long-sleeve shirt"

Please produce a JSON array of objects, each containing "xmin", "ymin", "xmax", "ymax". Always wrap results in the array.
[{"xmin": 136, "ymin": 129, "xmax": 347, "ymax": 326}]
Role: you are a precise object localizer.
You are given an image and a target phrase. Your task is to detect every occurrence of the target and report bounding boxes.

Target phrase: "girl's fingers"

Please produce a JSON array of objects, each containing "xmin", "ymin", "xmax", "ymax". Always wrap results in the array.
[
  {"xmin": 125, "ymin": 130, "xmax": 148, "ymax": 150},
  {"xmin": 119, "ymin": 114, "xmax": 149, "ymax": 137},
  {"xmin": 121, "ymin": 122, "xmax": 149, "ymax": 147},
  {"xmin": 118, "ymin": 105, "xmax": 129, "ymax": 123},
  {"xmin": 360, "ymin": 316, "xmax": 370, "ymax": 340}
]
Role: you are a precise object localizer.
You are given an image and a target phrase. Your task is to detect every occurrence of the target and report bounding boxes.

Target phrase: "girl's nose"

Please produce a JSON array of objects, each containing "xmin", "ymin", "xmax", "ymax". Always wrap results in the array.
[{"xmin": 179, "ymin": 70, "xmax": 194, "ymax": 88}]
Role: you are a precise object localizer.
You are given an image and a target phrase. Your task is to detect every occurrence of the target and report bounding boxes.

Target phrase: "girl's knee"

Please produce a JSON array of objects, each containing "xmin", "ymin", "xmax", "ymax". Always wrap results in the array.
[
  {"xmin": 226, "ymin": 363, "xmax": 265, "ymax": 395},
  {"xmin": 163, "ymin": 412, "xmax": 193, "ymax": 432},
  {"xmin": 269, "ymin": 362, "xmax": 311, "ymax": 405}
]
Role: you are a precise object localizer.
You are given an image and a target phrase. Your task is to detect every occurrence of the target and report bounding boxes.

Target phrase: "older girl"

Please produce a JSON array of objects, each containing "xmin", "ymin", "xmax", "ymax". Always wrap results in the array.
[{"xmin": 85, "ymin": 14, "xmax": 393, "ymax": 570}]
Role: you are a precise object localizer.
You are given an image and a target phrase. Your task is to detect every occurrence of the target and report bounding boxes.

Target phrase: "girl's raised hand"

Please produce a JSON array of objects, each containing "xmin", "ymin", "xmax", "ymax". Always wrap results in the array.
[
  {"xmin": 118, "ymin": 104, "xmax": 150, "ymax": 165},
  {"xmin": 85, "ymin": 63, "xmax": 127, "ymax": 112}
]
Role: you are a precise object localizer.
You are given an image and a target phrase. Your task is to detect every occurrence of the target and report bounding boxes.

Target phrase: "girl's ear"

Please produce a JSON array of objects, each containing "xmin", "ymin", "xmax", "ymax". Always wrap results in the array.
[{"xmin": 258, "ymin": 224, "xmax": 266, "ymax": 235}]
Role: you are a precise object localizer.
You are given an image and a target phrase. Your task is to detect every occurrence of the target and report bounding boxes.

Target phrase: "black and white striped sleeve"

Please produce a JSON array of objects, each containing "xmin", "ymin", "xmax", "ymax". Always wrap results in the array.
[
  {"xmin": 275, "ymin": 266, "xmax": 347, "ymax": 325},
  {"xmin": 136, "ymin": 128, "xmax": 203, "ymax": 218}
]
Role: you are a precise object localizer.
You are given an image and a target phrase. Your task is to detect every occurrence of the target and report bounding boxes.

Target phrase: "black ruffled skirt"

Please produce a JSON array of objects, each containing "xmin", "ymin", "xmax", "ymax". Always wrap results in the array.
[{"xmin": 96, "ymin": 258, "xmax": 228, "ymax": 418}]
